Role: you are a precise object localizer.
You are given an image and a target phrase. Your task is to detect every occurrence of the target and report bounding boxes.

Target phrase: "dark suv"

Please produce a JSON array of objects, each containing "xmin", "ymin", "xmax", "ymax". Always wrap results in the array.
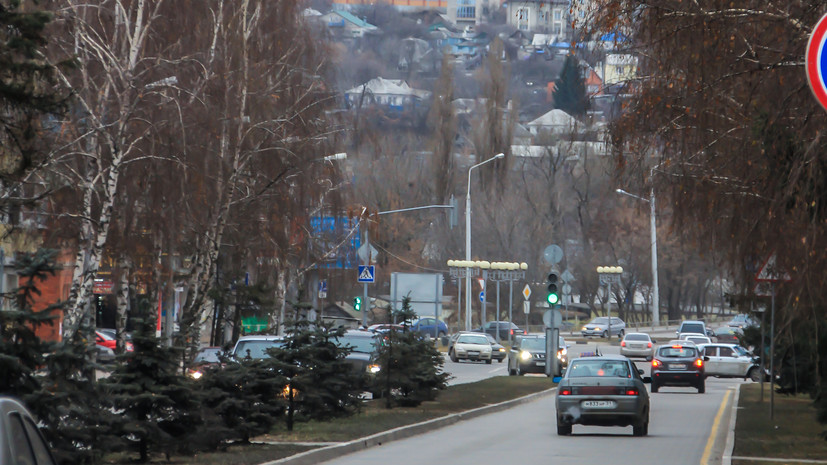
[
  {"xmin": 651, "ymin": 341, "xmax": 708, "ymax": 393},
  {"xmin": 476, "ymin": 321, "xmax": 526, "ymax": 341}
]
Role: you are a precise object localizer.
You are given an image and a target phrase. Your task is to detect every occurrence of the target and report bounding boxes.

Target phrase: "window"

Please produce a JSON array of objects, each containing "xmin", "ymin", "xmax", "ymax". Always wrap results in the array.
[
  {"xmin": 457, "ymin": 0, "xmax": 476, "ymax": 19},
  {"xmin": 719, "ymin": 347, "xmax": 735, "ymax": 357}
]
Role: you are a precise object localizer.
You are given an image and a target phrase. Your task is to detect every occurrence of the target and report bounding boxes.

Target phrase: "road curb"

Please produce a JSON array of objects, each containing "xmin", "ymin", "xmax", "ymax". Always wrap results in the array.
[
  {"xmin": 258, "ymin": 387, "xmax": 557, "ymax": 465},
  {"xmin": 722, "ymin": 384, "xmax": 742, "ymax": 465}
]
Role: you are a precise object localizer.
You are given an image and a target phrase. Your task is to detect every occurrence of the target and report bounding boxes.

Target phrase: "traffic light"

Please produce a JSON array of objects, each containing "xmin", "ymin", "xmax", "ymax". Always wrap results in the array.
[
  {"xmin": 353, "ymin": 296, "xmax": 362, "ymax": 311},
  {"xmin": 547, "ymin": 272, "xmax": 559, "ymax": 306}
]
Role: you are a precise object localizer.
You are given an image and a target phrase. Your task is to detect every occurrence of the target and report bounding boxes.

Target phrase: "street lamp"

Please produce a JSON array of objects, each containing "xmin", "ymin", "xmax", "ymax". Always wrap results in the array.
[
  {"xmin": 615, "ymin": 187, "xmax": 659, "ymax": 326},
  {"xmin": 465, "ymin": 153, "xmax": 505, "ymax": 331}
]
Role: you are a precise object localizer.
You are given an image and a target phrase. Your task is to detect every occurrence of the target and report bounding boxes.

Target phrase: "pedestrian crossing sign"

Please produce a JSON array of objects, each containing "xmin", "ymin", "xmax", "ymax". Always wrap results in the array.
[{"xmin": 358, "ymin": 265, "xmax": 375, "ymax": 283}]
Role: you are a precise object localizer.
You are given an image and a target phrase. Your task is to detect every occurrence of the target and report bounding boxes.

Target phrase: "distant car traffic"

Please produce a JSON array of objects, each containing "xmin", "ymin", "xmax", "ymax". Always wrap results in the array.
[
  {"xmin": 98, "ymin": 327, "xmax": 132, "ymax": 341},
  {"xmin": 680, "ymin": 334, "xmax": 712, "ymax": 346},
  {"xmin": 449, "ymin": 332, "xmax": 493, "ymax": 363},
  {"xmin": 675, "ymin": 320, "xmax": 714, "ymax": 339},
  {"xmin": 475, "ymin": 320, "xmax": 526, "ymax": 341},
  {"xmin": 651, "ymin": 341, "xmax": 707, "ymax": 393},
  {"xmin": 698, "ymin": 343, "xmax": 762, "ymax": 382},
  {"xmin": 367, "ymin": 323, "xmax": 405, "ymax": 334},
  {"xmin": 230, "ymin": 335, "xmax": 284, "ymax": 360},
  {"xmin": 409, "ymin": 318, "xmax": 448, "ymax": 338},
  {"xmin": 556, "ymin": 356, "xmax": 650, "ymax": 436},
  {"xmin": 484, "ymin": 333, "xmax": 507, "ymax": 362},
  {"xmin": 0, "ymin": 397, "xmax": 58, "ymax": 464},
  {"xmin": 713, "ymin": 326, "xmax": 743, "ymax": 344},
  {"xmin": 188, "ymin": 346, "xmax": 223, "ymax": 379},
  {"xmin": 335, "ymin": 330, "xmax": 383, "ymax": 376},
  {"xmin": 727, "ymin": 314, "xmax": 758, "ymax": 329},
  {"xmin": 620, "ymin": 332, "xmax": 655, "ymax": 359},
  {"xmin": 507, "ymin": 335, "xmax": 566, "ymax": 376},
  {"xmin": 581, "ymin": 317, "xmax": 626, "ymax": 339}
]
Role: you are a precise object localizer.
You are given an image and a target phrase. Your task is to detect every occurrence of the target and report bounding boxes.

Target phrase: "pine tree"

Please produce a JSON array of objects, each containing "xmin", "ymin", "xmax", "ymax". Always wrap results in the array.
[
  {"xmin": 371, "ymin": 297, "xmax": 449, "ymax": 408},
  {"xmin": 272, "ymin": 317, "xmax": 363, "ymax": 431},
  {"xmin": 552, "ymin": 55, "xmax": 589, "ymax": 116},
  {"xmin": 102, "ymin": 306, "xmax": 202, "ymax": 462}
]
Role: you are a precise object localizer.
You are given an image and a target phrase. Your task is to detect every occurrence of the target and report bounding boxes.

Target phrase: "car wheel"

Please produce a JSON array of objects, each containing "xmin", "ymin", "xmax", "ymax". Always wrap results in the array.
[
  {"xmin": 449, "ymin": 349, "xmax": 458, "ymax": 363},
  {"xmin": 498, "ymin": 358, "xmax": 504, "ymax": 363},
  {"xmin": 698, "ymin": 380, "xmax": 706, "ymax": 394},
  {"xmin": 438, "ymin": 331, "xmax": 446, "ymax": 339},
  {"xmin": 651, "ymin": 382, "xmax": 659, "ymax": 393},
  {"xmin": 633, "ymin": 416, "xmax": 648, "ymax": 436},
  {"xmin": 748, "ymin": 367, "xmax": 761, "ymax": 383},
  {"xmin": 602, "ymin": 330, "xmax": 608, "ymax": 338},
  {"xmin": 517, "ymin": 364, "xmax": 524, "ymax": 376},
  {"xmin": 556, "ymin": 419, "xmax": 572, "ymax": 436},
  {"xmin": 619, "ymin": 329, "xmax": 625, "ymax": 338},
  {"xmin": 486, "ymin": 358, "xmax": 492, "ymax": 365}
]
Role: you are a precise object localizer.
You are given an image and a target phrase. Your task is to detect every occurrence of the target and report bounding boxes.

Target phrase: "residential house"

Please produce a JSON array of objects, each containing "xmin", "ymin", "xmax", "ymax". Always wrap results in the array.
[
  {"xmin": 525, "ymin": 108, "xmax": 579, "ymax": 137},
  {"xmin": 320, "ymin": 10, "xmax": 379, "ymax": 39},
  {"xmin": 344, "ymin": 77, "xmax": 432, "ymax": 116},
  {"xmin": 600, "ymin": 53, "xmax": 638, "ymax": 87},
  {"xmin": 446, "ymin": 0, "xmax": 503, "ymax": 28},
  {"xmin": 507, "ymin": 0, "xmax": 569, "ymax": 38}
]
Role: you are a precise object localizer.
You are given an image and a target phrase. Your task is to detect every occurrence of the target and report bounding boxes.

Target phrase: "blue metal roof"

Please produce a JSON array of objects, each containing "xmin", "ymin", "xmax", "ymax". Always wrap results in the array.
[{"xmin": 333, "ymin": 10, "xmax": 376, "ymax": 29}]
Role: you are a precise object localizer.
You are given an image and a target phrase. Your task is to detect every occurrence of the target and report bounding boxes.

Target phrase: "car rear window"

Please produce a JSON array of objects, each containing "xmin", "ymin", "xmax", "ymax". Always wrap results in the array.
[
  {"xmin": 658, "ymin": 346, "xmax": 697, "ymax": 358},
  {"xmin": 680, "ymin": 323, "xmax": 705, "ymax": 333},
  {"xmin": 336, "ymin": 335, "xmax": 379, "ymax": 353},
  {"xmin": 624, "ymin": 334, "xmax": 649, "ymax": 341},
  {"xmin": 233, "ymin": 340, "xmax": 284, "ymax": 359},
  {"xmin": 568, "ymin": 360, "xmax": 631, "ymax": 378}
]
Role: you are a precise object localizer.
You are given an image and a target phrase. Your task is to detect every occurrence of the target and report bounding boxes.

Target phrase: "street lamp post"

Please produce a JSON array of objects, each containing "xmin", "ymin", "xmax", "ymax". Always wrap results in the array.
[
  {"xmin": 465, "ymin": 153, "xmax": 505, "ymax": 331},
  {"xmin": 597, "ymin": 266, "xmax": 623, "ymax": 338},
  {"xmin": 615, "ymin": 188, "xmax": 659, "ymax": 326}
]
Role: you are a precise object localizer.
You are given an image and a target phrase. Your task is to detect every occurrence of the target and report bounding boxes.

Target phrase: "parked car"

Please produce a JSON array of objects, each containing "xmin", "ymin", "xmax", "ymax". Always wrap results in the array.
[
  {"xmin": 713, "ymin": 326, "xmax": 743, "ymax": 344},
  {"xmin": 581, "ymin": 317, "xmax": 626, "ymax": 339},
  {"xmin": 475, "ymin": 320, "xmax": 527, "ymax": 341},
  {"xmin": 96, "ymin": 330, "xmax": 134, "ymax": 353},
  {"xmin": 507, "ymin": 335, "xmax": 565, "ymax": 376},
  {"xmin": 334, "ymin": 330, "xmax": 383, "ymax": 376},
  {"xmin": 620, "ymin": 332, "xmax": 655, "ymax": 359},
  {"xmin": 727, "ymin": 313, "xmax": 758, "ymax": 329},
  {"xmin": 367, "ymin": 323, "xmax": 405, "ymax": 334},
  {"xmin": 449, "ymin": 332, "xmax": 493, "ymax": 363},
  {"xmin": 556, "ymin": 356, "xmax": 650, "ymax": 436},
  {"xmin": 187, "ymin": 346, "xmax": 223, "ymax": 379},
  {"xmin": 230, "ymin": 335, "xmax": 284, "ymax": 360},
  {"xmin": 697, "ymin": 343, "xmax": 762, "ymax": 382},
  {"xmin": 0, "ymin": 397, "xmax": 57, "ymax": 464},
  {"xmin": 651, "ymin": 340, "xmax": 707, "ymax": 393},
  {"xmin": 675, "ymin": 320, "xmax": 714, "ymax": 339},
  {"xmin": 409, "ymin": 318, "xmax": 448, "ymax": 338},
  {"xmin": 96, "ymin": 344, "xmax": 116, "ymax": 364},
  {"xmin": 98, "ymin": 327, "xmax": 132, "ymax": 341}
]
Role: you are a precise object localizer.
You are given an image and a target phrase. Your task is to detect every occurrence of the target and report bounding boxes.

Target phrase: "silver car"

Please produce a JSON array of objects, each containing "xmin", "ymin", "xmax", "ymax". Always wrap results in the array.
[
  {"xmin": 556, "ymin": 356, "xmax": 650, "ymax": 436},
  {"xmin": 581, "ymin": 317, "xmax": 626, "ymax": 338},
  {"xmin": 698, "ymin": 343, "xmax": 762, "ymax": 382},
  {"xmin": 620, "ymin": 332, "xmax": 655, "ymax": 359}
]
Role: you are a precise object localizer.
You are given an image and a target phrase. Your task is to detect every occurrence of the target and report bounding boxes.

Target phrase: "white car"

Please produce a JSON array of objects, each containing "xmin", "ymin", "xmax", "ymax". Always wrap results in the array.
[
  {"xmin": 449, "ymin": 333, "xmax": 492, "ymax": 364},
  {"xmin": 581, "ymin": 317, "xmax": 626, "ymax": 338},
  {"xmin": 680, "ymin": 334, "xmax": 712, "ymax": 345},
  {"xmin": 230, "ymin": 335, "xmax": 284, "ymax": 359},
  {"xmin": 697, "ymin": 343, "xmax": 762, "ymax": 381},
  {"xmin": 620, "ymin": 332, "xmax": 655, "ymax": 359}
]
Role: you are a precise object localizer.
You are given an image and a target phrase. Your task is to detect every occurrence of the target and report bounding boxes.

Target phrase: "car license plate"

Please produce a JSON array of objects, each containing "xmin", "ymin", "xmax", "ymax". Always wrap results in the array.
[
  {"xmin": 670, "ymin": 363, "xmax": 686, "ymax": 370},
  {"xmin": 536, "ymin": 362, "xmax": 545, "ymax": 366},
  {"xmin": 582, "ymin": 400, "xmax": 616, "ymax": 409},
  {"xmin": 468, "ymin": 351, "xmax": 479, "ymax": 355}
]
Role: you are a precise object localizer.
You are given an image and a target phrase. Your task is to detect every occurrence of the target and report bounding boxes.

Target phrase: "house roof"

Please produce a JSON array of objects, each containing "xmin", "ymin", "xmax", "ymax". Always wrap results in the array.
[
  {"xmin": 346, "ymin": 77, "xmax": 430, "ymax": 100},
  {"xmin": 330, "ymin": 10, "xmax": 377, "ymax": 29},
  {"xmin": 526, "ymin": 109, "xmax": 577, "ymax": 127}
]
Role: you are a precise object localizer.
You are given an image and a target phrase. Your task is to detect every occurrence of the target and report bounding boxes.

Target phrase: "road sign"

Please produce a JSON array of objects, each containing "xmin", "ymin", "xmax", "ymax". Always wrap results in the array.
[
  {"xmin": 562, "ymin": 283, "xmax": 572, "ymax": 295},
  {"xmin": 318, "ymin": 280, "xmax": 328, "ymax": 299},
  {"xmin": 806, "ymin": 12, "xmax": 827, "ymax": 112},
  {"xmin": 755, "ymin": 253, "xmax": 791, "ymax": 283},
  {"xmin": 479, "ymin": 291, "xmax": 485, "ymax": 302},
  {"xmin": 543, "ymin": 309, "xmax": 562, "ymax": 328},
  {"xmin": 522, "ymin": 284, "xmax": 531, "ymax": 300},
  {"xmin": 560, "ymin": 269, "xmax": 575, "ymax": 283},
  {"xmin": 357, "ymin": 244, "xmax": 379, "ymax": 263},
  {"xmin": 523, "ymin": 301, "xmax": 530, "ymax": 314},
  {"xmin": 543, "ymin": 244, "xmax": 564, "ymax": 264},
  {"xmin": 357, "ymin": 265, "xmax": 375, "ymax": 283}
]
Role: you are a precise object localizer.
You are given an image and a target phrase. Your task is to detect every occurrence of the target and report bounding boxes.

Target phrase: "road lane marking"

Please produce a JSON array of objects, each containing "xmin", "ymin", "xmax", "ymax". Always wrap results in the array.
[{"xmin": 702, "ymin": 388, "xmax": 733, "ymax": 465}]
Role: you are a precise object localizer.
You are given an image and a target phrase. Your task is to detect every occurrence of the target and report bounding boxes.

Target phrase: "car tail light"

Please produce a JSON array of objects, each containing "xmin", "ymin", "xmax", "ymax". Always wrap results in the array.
[
  {"xmin": 559, "ymin": 389, "xmax": 572, "ymax": 395},
  {"xmin": 652, "ymin": 359, "xmax": 661, "ymax": 368},
  {"xmin": 624, "ymin": 389, "xmax": 639, "ymax": 396},
  {"xmin": 620, "ymin": 341, "xmax": 626, "ymax": 347},
  {"xmin": 647, "ymin": 342, "xmax": 652, "ymax": 348},
  {"xmin": 510, "ymin": 329, "xmax": 514, "ymax": 335},
  {"xmin": 694, "ymin": 358, "xmax": 703, "ymax": 368}
]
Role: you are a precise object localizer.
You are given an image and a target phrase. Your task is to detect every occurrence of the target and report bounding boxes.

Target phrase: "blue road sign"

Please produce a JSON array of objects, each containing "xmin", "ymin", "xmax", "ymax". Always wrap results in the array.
[
  {"xmin": 319, "ymin": 280, "xmax": 327, "ymax": 292},
  {"xmin": 479, "ymin": 291, "xmax": 485, "ymax": 302},
  {"xmin": 357, "ymin": 265, "xmax": 375, "ymax": 283}
]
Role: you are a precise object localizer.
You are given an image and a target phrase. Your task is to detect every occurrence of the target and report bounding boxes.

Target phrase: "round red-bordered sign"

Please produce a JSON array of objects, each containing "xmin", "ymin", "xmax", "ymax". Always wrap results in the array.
[{"xmin": 806, "ymin": 12, "xmax": 827, "ymax": 112}]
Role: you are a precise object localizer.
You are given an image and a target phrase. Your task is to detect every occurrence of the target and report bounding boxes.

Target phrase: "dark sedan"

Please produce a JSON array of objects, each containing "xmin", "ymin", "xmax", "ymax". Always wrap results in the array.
[
  {"xmin": 556, "ymin": 356, "xmax": 650, "ymax": 436},
  {"xmin": 335, "ymin": 330, "xmax": 382, "ymax": 376},
  {"xmin": 651, "ymin": 341, "xmax": 707, "ymax": 393}
]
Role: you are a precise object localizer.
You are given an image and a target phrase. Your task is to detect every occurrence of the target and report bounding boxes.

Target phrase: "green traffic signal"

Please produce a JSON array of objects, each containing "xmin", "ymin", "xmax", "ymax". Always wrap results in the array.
[
  {"xmin": 547, "ymin": 292, "xmax": 559, "ymax": 305},
  {"xmin": 547, "ymin": 272, "xmax": 559, "ymax": 306},
  {"xmin": 354, "ymin": 296, "xmax": 362, "ymax": 311}
]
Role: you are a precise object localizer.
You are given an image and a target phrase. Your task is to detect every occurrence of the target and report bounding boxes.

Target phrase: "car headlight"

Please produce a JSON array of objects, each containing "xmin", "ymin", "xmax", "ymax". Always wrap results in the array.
[
  {"xmin": 368, "ymin": 364, "xmax": 381, "ymax": 374},
  {"xmin": 498, "ymin": 348, "xmax": 506, "ymax": 352},
  {"xmin": 520, "ymin": 350, "xmax": 532, "ymax": 361},
  {"xmin": 187, "ymin": 370, "xmax": 203, "ymax": 380}
]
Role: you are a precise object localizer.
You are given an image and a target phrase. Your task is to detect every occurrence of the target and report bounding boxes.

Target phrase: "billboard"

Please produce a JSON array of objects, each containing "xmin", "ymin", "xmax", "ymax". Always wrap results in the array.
[
  {"xmin": 309, "ymin": 216, "xmax": 361, "ymax": 269},
  {"xmin": 390, "ymin": 272, "xmax": 443, "ymax": 318}
]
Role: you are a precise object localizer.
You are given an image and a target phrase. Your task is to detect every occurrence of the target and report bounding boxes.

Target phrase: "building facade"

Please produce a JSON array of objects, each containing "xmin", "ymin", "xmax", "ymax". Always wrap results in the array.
[
  {"xmin": 507, "ymin": 0, "xmax": 569, "ymax": 37},
  {"xmin": 446, "ymin": 0, "xmax": 502, "ymax": 28}
]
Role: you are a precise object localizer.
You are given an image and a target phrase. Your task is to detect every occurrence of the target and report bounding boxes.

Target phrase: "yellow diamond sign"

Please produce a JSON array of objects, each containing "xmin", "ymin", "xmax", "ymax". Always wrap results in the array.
[{"xmin": 522, "ymin": 284, "xmax": 531, "ymax": 300}]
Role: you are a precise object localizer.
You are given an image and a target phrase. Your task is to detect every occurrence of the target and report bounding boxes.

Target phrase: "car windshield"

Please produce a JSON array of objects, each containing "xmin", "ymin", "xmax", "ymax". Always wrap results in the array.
[
  {"xmin": 681, "ymin": 323, "xmax": 705, "ymax": 333},
  {"xmin": 589, "ymin": 318, "xmax": 608, "ymax": 325},
  {"xmin": 485, "ymin": 334, "xmax": 497, "ymax": 343},
  {"xmin": 194, "ymin": 348, "xmax": 221, "ymax": 363},
  {"xmin": 658, "ymin": 346, "xmax": 698, "ymax": 357},
  {"xmin": 336, "ymin": 335, "xmax": 379, "ymax": 353},
  {"xmin": 568, "ymin": 360, "xmax": 631, "ymax": 378},
  {"xmin": 519, "ymin": 337, "xmax": 546, "ymax": 350},
  {"xmin": 458, "ymin": 335, "xmax": 489, "ymax": 345},
  {"xmin": 624, "ymin": 333, "xmax": 649, "ymax": 341},
  {"xmin": 234, "ymin": 340, "xmax": 284, "ymax": 359},
  {"xmin": 733, "ymin": 346, "xmax": 751, "ymax": 357}
]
